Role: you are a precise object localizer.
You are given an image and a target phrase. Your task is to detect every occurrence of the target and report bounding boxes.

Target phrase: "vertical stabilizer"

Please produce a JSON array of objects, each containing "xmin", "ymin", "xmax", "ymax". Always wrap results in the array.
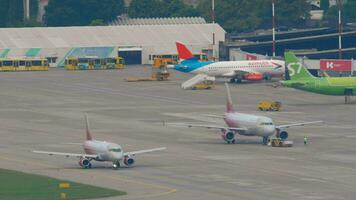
[
  {"xmin": 225, "ymin": 83, "xmax": 235, "ymax": 113},
  {"xmin": 284, "ymin": 52, "xmax": 315, "ymax": 80},
  {"xmin": 84, "ymin": 114, "xmax": 93, "ymax": 141},
  {"xmin": 176, "ymin": 41, "xmax": 195, "ymax": 60}
]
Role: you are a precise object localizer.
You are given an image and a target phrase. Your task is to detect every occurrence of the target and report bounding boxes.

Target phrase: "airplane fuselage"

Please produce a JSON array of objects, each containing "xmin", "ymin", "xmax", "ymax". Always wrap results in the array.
[
  {"xmin": 175, "ymin": 60, "xmax": 285, "ymax": 78},
  {"xmin": 224, "ymin": 112, "xmax": 276, "ymax": 137},
  {"xmin": 281, "ymin": 77, "xmax": 356, "ymax": 96},
  {"xmin": 83, "ymin": 140, "xmax": 123, "ymax": 161}
]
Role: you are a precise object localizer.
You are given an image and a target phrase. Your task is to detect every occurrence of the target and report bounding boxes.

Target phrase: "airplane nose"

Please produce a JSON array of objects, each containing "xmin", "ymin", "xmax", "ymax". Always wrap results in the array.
[{"xmin": 265, "ymin": 126, "xmax": 276, "ymax": 135}]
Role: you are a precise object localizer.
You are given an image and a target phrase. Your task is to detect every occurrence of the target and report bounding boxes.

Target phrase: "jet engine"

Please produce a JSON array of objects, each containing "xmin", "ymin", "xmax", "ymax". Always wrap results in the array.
[
  {"xmin": 243, "ymin": 73, "xmax": 263, "ymax": 81},
  {"xmin": 222, "ymin": 130, "xmax": 235, "ymax": 143},
  {"xmin": 79, "ymin": 157, "xmax": 92, "ymax": 168},
  {"xmin": 124, "ymin": 156, "xmax": 135, "ymax": 167},
  {"xmin": 276, "ymin": 130, "xmax": 288, "ymax": 140}
]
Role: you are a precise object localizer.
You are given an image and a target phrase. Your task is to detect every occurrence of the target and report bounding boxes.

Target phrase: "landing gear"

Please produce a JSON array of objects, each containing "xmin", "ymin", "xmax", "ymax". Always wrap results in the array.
[
  {"xmin": 112, "ymin": 160, "xmax": 120, "ymax": 170},
  {"xmin": 227, "ymin": 139, "xmax": 236, "ymax": 144},
  {"xmin": 230, "ymin": 75, "xmax": 243, "ymax": 83},
  {"xmin": 262, "ymin": 136, "xmax": 269, "ymax": 145}
]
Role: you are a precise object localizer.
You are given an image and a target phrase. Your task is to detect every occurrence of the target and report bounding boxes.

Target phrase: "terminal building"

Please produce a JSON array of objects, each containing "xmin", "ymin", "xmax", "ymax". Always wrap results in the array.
[{"xmin": 0, "ymin": 17, "xmax": 225, "ymax": 67}]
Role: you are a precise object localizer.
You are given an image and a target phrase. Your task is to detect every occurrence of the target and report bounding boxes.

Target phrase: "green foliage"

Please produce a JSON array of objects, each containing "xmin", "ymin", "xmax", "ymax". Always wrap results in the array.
[
  {"xmin": 320, "ymin": 0, "xmax": 330, "ymax": 11},
  {"xmin": 324, "ymin": 0, "xmax": 356, "ymax": 23},
  {"xmin": 30, "ymin": 0, "xmax": 39, "ymax": 20},
  {"xmin": 0, "ymin": 0, "xmax": 40, "ymax": 27},
  {"xmin": 128, "ymin": 0, "xmax": 199, "ymax": 18},
  {"xmin": 14, "ymin": 19, "xmax": 43, "ymax": 27},
  {"xmin": 7, "ymin": 0, "xmax": 24, "ymax": 26},
  {"xmin": 197, "ymin": 0, "xmax": 310, "ymax": 33},
  {"xmin": 0, "ymin": 0, "xmax": 10, "ymax": 27},
  {"xmin": 45, "ymin": 0, "xmax": 125, "ymax": 26},
  {"xmin": 0, "ymin": 168, "xmax": 126, "ymax": 200},
  {"xmin": 89, "ymin": 19, "xmax": 106, "ymax": 26}
]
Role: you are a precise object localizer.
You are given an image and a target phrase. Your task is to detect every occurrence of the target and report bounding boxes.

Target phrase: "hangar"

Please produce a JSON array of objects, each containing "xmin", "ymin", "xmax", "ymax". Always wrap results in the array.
[{"xmin": 0, "ymin": 17, "xmax": 225, "ymax": 67}]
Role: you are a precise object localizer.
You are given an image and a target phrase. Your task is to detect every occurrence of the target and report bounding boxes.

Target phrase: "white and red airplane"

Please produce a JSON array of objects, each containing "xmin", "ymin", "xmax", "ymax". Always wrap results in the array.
[
  {"xmin": 33, "ymin": 115, "xmax": 166, "ymax": 169},
  {"xmin": 171, "ymin": 83, "xmax": 322, "ymax": 145},
  {"xmin": 173, "ymin": 42, "xmax": 285, "ymax": 83}
]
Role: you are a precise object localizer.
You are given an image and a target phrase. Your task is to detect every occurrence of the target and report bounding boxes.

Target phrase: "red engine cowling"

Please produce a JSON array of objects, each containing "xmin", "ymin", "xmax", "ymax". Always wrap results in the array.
[
  {"xmin": 79, "ymin": 157, "xmax": 91, "ymax": 168},
  {"xmin": 243, "ymin": 73, "xmax": 263, "ymax": 81},
  {"xmin": 124, "ymin": 156, "xmax": 135, "ymax": 167}
]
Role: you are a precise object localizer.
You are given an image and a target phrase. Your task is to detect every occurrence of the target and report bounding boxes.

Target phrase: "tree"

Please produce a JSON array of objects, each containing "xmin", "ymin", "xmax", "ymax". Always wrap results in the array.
[
  {"xmin": 89, "ymin": 19, "xmax": 105, "ymax": 26},
  {"xmin": 30, "ymin": 0, "xmax": 39, "ymax": 20},
  {"xmin": 128, "ymin": 0, "xmax": 164, "ymax": 18},
  {"xmin": 128, "ymin": 0, "xmax": 199, "ymax": 18},
  {"xmin": 0, "ymin": 0, "xmax": 10, "ymax": 27},
  {"xmin": 324, "ymin": 0, "xmax": 356, "ymax": 23},
  {"xmin": 45, "ymin": 0, "xmax": 125, "ymax": 26},
  {"xmin": 7, "ymin": 0, "xmax": 24, "ymax": 26},
  {"xmin": 320, "ymin": 0, "xmax": 330, "ymax": 11},
  {"xmin": 197, "ymin": 0, "xmax": 310, "ymax": 33}
]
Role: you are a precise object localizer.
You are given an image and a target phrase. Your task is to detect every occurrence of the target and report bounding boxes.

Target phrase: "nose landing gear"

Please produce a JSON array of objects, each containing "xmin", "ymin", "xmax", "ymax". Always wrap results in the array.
[
  {"xmin": 112, "ymin": 160, "xmax": 120, "ymax": 170},
  {"xmin": 262, "ymin": 136, "xmax": 269, "ymax": 145}
]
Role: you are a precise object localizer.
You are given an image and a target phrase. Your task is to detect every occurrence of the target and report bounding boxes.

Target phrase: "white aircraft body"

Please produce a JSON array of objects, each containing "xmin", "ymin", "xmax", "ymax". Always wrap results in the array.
[
  {"xmin": 172, "ymin": 83, "xmax": 322, "ymax": 145},
  {"xmin": 173, "ymin": 42, "xmax": 285, "ymax": 83},
  {"xmin": 33, "ymin": 115, "xmax": 166, "ymax": 169}
]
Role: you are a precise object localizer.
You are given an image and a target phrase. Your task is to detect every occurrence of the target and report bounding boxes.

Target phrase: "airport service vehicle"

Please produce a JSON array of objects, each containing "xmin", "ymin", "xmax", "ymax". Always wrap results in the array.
[
  {"xmin": 258, "ymin": 100, "xmax": 281, "ymax": 111},
  {"xmin": 33, "ymin": 115, "xmax": 166, "ymax": 169},
  {"xmin": 0, "ymin": 57, "xmax": 49, "ymax": 71},
  {"xmin": 65, "ymin": 56, "xmax": 124, "ymax": 70},
  {"xmin": 172, "ymin": 83, "xmax": 322, "ymax": 145},
  {"xmin": 173, "ymin": 42, "xmax": 285, "ymax": 83},
  {"xmin": 282, "ymin": 52, "xmax": 356, "ymax": 103}
]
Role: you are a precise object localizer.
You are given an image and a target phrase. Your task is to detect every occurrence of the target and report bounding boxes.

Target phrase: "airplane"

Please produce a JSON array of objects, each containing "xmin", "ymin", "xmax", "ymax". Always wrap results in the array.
[
  {"xmin": 33, "ymin": 115, "xmax": 166, "ymax": 169},
  {"xmin": 173, "ymin": 42, "xmax": 285, "ymax": 83},
  {"xmin": 170, "ymin": 83, "xmax": 322, "ymax": 145},
  {"xmin": 282, "ymin": 52, "xmax": 356, "ymax": 103}
]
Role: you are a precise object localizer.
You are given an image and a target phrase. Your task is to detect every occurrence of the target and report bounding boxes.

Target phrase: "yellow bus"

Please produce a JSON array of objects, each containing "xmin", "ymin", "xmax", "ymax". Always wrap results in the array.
[
  {"xmin": 65, "ymin": 57, "xmax": 124, "ymax": 70},
  {"xmin": 0, "ymin": 58, "xmax": 49, "ymax": 71}
]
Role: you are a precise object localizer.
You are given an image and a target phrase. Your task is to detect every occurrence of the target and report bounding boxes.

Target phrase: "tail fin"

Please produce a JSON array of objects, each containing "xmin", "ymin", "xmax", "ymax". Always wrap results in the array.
[
  {"xmin": 84, "ymin": 114, "xmax": 93, "ymax": 141},
  {"xmin": 284, "ymin": 52, "xmax": 315, "ymax": 80},
  {"xmin": 225, "ymin": 83, "xmax": 235, "ymax": 113},
  {"xmin": 176, "ymin": 42, "xmax": 195, "ymax": 60}
]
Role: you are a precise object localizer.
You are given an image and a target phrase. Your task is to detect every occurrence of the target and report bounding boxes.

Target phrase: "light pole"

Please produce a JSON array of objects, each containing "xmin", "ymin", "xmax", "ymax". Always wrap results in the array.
[
  {"xmin": 23, "ymin": 0, "xmax": 30, "ymax": 20},
  {"xmin": 212, "ymin": 0, "xmax": 216, "ymax": 61},
  {"xmin": 272, "ymin": 0, "xmax": 276, "ymax": 57},
  {"xmin": 338, "ymin": 0, "xmax": 343, "ymax": 59}
]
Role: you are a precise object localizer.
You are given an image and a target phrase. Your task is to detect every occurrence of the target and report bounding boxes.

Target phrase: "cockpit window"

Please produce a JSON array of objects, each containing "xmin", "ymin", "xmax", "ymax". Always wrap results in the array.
[
  {"xmin": 109, "ymin": 148, "xmax": 121, "ymax": 152},
  {"xmin": 260, "ymin": 122, "xmax": 273, "ymax": 125}
]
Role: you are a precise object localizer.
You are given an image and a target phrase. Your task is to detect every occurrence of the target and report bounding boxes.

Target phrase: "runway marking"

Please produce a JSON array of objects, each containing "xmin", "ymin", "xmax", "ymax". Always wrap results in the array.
[{"xmin": 0, "ymin": 154, "xmax": 177, "ymax": 199}]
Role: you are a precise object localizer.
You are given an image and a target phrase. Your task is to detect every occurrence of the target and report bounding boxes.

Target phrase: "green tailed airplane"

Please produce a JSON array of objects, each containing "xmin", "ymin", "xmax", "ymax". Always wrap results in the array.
[{"xmin": 281, "ymin": 52, "xmax": 356, "ymax": 103}]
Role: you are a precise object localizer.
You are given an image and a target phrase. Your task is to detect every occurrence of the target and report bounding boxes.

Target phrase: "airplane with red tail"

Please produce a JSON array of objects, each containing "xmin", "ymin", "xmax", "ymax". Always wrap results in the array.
[
  {"xmin": 33, "ymin": 115, "xmax": 166, "ymax": 169},
  {"xmin": 173, "ymin": 42, "xmax": 285, "ymax": 83}
]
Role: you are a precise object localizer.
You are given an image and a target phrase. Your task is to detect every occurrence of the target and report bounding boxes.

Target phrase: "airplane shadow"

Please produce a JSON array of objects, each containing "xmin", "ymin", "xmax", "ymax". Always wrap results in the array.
[{"xmin": 194, "ymin": 139, "xmax": 263, "ymax": 145}]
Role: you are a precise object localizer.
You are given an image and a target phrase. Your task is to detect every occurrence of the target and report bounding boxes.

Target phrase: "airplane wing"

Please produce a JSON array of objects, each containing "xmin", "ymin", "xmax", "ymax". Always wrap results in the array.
[
  {"xmin": 124, "ymin": 147, "xmax": 166, "ymax": 156},
  {"xmin": 168, "ymin": 123, "xmax": 247, "ymax": 132},
  {"xmin": 276, "ymin": 121, "xmax": 323, "ymax": 129},
  {"xmin": 32, "ymin": 150, "xmax": 98, "ymax": 159}
]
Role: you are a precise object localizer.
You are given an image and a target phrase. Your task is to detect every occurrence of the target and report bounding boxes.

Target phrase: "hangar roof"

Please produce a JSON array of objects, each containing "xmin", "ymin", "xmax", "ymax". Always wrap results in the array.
[
  {"xmin": 110, "ymin": 16, "xmax": 206, "ymax": 26},
  {"xmin": 0, "ymin": 23, "xmax": 225, "ymax": 49}
]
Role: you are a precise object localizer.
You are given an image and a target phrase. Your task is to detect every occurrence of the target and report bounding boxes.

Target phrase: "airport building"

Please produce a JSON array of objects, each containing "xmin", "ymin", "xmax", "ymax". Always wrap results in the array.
[{"xmin": 0, "ymin": 17, "xmax": 225, "ymax": 67}]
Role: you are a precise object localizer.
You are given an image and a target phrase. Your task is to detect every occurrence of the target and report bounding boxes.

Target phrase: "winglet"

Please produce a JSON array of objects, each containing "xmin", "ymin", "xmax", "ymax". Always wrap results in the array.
[
  {"xmin": 225, "ymin": 83, "xmax": 234, "ymax": 113},
  {"xmin": 176, "ymin": 41, "xmax": 194, "ymax": 60},
  {"xmin": 85, "ymin": 114, "xmax": 93, "ymax": 141}
]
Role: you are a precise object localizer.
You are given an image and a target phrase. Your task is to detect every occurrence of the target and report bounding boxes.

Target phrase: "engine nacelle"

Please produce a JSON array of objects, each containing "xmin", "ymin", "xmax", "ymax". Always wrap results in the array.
[
  {"xmin": 124, "ymin": 156, "xmax": 135, "ymax": 167},
  {"xmin": 79, "ymin": 157, "xmax": 91, "ymax": 168},
  {"xmin": 222, "ymin": 130, "xmax": 235, "ymax": 143},
  {"xmin": 243, "ymin": 73, "xmax": 263, "ymax": 81},
  {"xmin": 277, "ymin": 131, "xmax": 289, "ymax": 140}
]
